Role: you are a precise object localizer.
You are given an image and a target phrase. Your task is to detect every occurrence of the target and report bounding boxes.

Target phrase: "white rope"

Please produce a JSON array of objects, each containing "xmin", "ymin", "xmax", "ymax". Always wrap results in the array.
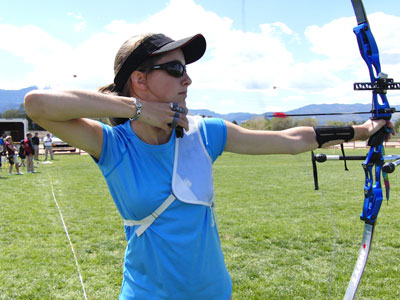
[{"xmin": 48, "ymin": 173, "xmax": 88, "ymax": 300}]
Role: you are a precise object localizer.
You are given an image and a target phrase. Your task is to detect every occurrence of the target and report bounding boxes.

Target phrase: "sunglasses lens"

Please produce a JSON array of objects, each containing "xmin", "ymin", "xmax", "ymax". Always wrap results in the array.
[
  {"xmin": 152, "ymin": 61, "xmax": 185, "ymax": 77},
  {"xmin": 166, "ymin": 63, "xmax": 185, "ymax": 77}
]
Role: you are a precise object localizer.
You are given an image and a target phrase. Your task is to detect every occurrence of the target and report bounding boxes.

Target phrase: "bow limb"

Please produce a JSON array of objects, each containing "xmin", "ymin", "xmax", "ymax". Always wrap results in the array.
[{"xmin": 343, "ymin": 224, "xmax": 374, "ymax": 300}]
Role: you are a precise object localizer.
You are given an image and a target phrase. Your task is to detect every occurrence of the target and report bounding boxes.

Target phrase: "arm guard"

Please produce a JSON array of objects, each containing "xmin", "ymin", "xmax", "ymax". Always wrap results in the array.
[{"xmin": 313, "ymin": 126, "xmax": 355, "ymax": 148}]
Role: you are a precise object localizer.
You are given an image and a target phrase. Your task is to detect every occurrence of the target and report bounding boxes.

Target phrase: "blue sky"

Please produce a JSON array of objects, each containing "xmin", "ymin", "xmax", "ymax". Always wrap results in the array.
[{"xmin": 1, "ymin": 0, "xmax": 400, "ymax": 113}]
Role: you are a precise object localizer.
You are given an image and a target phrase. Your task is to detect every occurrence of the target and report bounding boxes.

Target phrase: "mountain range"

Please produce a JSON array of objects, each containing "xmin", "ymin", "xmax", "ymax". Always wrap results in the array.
[
  {"xmin": 0, "ymin": 86, "xmax": 38, "ymax": 112},
  {"xmin": 1, "ymin": 86, "xmax": 398, "ymax": 124}
]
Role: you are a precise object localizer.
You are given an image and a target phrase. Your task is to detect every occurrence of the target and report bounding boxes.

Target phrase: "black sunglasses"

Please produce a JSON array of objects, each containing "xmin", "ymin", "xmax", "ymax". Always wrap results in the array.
[{"xmin": 150, "ymin": 61, "xmax": 186, "ymax": 78}]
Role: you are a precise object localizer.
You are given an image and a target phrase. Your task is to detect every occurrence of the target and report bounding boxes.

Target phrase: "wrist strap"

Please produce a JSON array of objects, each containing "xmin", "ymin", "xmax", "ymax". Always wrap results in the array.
[{"xmin": 313, "ymin": 126, "xmax": 354, "ymax": 148}]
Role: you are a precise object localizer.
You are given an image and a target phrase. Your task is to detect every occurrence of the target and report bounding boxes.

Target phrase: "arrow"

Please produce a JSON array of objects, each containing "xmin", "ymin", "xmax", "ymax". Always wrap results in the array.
[
  {"xmin": 265, "ymin": 111, "xmax": 373, "ymax": 118},
  {"xmin": 265, "ymin": 108, "xmax": 399, "ymax": 119}
]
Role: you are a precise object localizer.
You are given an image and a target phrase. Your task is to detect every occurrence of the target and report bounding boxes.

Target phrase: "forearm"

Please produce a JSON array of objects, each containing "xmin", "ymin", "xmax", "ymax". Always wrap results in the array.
[
  {"xmin": 24, "ymin": 90, "xmax": 135, "ymax": 122},
  {"xmin": 225, "ymin": 120, "xmax": 387, "ymax": 155},
  {"xmin": 281, "ymin": 122, "xmax": 381, "ymax": 153},
  {"xmin": 225, "ymin": 123, "xmax": 318, "ymax": 155}
]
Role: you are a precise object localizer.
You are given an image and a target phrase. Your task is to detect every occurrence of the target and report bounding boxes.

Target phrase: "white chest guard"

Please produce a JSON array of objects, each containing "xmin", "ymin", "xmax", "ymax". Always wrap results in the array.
[
  {"xmin": 172, "ymin": 115, "xmax": 215, "ymax": 206},
  {"xmin": 124, "ymin": 115, "xmax": 216, "ymax": 236}
]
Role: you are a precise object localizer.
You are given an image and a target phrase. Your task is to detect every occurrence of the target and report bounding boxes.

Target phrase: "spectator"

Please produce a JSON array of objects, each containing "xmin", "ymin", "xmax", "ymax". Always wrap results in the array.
[
  {"xmin": 0, "ymin": 132, "xmax": 5, "ymax": 169},
  {"xmin": 24, "ymin": 132, "xmax": 35, "ymax": 173},
  {"xmin": 32, "ymin": 132, "xmax": 40, "ymax": 161},
  {"xmin": 43, "ymin": 133, "xmax": 54, "ymax": 161},
  {"xmin": 18, "ymin": 139, "xmax": 26, "ymax": 167},
  {"xmin": 5, "ymin": 136, "xmax": 23, "ymax": 175}
]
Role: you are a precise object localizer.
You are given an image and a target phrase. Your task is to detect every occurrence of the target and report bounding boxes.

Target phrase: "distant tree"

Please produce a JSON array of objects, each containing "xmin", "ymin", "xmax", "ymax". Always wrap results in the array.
[
  {"xmin": 1, "ymin": 109, "xmax": 25, "ymax": 118},
  {"xmin": 394, "ymin": 118, "xmax": 400, "ymax": 133},
  {"xmin": 28, "ymin": 117, "xmax": 45, "ymax": 131},
  {"xmin": 241, "ymin": 117, "xmax": 269, "ymax": 130},
  {"xmin": 232, "ymin": 120, "xmax": 238, "ymax": 125},
  {"xmin": 270, "ymin": 117, "xmax": 294, "ymax": 131},
  {"xmin": 325, "ymin": 120, "xmax": 347, "ymax": 126},
  {"xmin": 18, "ymin": 103, "xmax": 25, "ymax": 114},
  {"xmin": 347, "ymin": 120, "xmax": 363, "ymax": 125},
  {"xmin": 294, "ymin": 117, "xmax": 318, "ymax": 127}
]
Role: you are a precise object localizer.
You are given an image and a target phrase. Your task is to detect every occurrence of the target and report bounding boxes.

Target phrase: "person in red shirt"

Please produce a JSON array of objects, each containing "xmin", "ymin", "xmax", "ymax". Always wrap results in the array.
[{"xmin": 24, "ymin": 132, "xmax": 35, "ymax": 173}]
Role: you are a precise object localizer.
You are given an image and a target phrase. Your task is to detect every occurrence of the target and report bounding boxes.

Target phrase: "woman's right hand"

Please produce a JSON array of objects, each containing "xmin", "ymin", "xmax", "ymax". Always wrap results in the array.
[{"xmin": 138, "ymin": 100, "xmax": 189, "ymax": 133}]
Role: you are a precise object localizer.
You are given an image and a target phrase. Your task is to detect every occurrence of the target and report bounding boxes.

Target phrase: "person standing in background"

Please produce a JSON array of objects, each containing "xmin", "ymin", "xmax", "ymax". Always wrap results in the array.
[
  {"xmin": 32, "ymin": 132, "xmax": 40, "ymax": 161},
  {"xmin": 0, "ymin": 132, "xmax": 5, "ymax": 170},
  {"xmin": 43, "ymin": 133, "xmax": 54, "ymax": 161},
  {"xmin": 24, "ymin": 133, "xmax": 35, "ymax": 173},
  {"xmin": 18, "ymin": 139, "xmax": 26, "ymax": 167},
  {"xmin": 5, "ymin": 136, "xmax": 23, "ymax": 175}
]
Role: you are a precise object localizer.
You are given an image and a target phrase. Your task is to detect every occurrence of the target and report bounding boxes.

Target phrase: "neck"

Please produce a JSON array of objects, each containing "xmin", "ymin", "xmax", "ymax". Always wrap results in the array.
[{"xmin": 131, "ymin": 121, "xmax": 172, "ymax": 145}]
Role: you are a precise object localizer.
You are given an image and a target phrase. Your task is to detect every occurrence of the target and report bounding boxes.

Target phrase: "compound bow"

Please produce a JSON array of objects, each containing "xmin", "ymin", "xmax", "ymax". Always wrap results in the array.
[{"xmin": 311, "ymin": 1, "xmax": 400, "ymax": 299}]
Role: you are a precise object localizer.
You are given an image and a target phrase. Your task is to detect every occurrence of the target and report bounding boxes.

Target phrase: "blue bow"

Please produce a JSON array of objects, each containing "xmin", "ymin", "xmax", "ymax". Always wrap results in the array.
[{"xmin": 311, "ymin": 1, "xmax": 400, "ymax": 299}]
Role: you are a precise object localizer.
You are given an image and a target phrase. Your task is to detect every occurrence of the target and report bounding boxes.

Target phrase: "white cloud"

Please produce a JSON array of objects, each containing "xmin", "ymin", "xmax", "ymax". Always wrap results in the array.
[
  {"xmin": 67, "ymin": 12, "xmax": 87, "ymax": 32},
  {"xmin": 301, "ymin": 12, "xmax": 400, "ymax": 104}
]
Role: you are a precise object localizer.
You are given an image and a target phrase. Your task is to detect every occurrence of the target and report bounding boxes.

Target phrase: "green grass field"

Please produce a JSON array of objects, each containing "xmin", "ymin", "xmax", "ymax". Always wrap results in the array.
[{"xmin": 1, "ymin": 150, "xmax": 399, "ymax": 299}]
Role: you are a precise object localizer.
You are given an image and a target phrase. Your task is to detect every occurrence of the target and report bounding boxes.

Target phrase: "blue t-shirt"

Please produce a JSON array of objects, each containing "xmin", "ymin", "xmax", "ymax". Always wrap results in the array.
[{"xmin": 96, "ymin": 118, "xmax": 232, "ymax": 300}]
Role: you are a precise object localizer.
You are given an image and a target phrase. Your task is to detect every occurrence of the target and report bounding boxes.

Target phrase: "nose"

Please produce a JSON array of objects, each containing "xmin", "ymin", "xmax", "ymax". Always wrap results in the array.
[{"xmin": 182, "ymin": 72, "xmax": 192, "ymax": 86}]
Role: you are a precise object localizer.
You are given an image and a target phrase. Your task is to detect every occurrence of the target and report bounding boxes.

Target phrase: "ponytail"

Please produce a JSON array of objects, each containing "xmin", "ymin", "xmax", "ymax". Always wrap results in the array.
[{"xmin": 98, "ymin": 83, "xmax": 119, "ymax": 95}]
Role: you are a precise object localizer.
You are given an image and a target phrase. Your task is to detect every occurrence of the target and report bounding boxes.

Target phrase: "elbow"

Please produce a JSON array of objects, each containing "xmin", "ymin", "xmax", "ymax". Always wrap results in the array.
[{"xmin": 24, "ymin": 91, "xmax": 44, "ymax": 120}]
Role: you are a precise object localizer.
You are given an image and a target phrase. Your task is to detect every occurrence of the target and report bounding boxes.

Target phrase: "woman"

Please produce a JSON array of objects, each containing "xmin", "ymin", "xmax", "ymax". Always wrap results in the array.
[
  {"xmin": 24, "ymin": 33, "xmax": 392, "ymax": 300},
  {"xmin": 5, "ymin": 136, "xmax": 23, "ymax": 175}
]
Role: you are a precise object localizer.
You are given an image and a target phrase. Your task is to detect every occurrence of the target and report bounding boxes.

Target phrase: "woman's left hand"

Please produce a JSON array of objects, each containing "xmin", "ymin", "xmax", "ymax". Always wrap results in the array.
[{"xmin": 356, "ymin": 119, "xmax": 396, "ymax": 141}]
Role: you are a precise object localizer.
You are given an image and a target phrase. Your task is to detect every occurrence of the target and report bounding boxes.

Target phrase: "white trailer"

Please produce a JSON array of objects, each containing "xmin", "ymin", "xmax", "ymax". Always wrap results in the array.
[{"xmin": 0, "ymin": 118, "xmax": 28, "ymax": 142}]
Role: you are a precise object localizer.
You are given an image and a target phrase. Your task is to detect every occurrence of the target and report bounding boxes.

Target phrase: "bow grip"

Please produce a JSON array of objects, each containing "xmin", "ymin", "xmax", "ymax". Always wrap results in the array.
[{"xmin": 367, "ymin": 126, "xmax": 391, "ymax": 147}]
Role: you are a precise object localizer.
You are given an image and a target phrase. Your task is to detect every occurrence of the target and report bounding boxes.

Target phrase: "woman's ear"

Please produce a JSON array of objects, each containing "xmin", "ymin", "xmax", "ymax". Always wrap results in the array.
[{"xmin": 130, "ymin": 71, "xmax": 147, "ymax": 91}]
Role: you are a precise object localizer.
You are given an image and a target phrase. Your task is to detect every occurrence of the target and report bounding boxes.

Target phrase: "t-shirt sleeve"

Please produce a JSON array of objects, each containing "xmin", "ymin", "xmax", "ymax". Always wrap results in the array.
[
  {"xmin": 198, "ymin": 118, "xmax": 227, "ymax": 162},
  {"xmin": 96, "ymin": 122, "xmax": 126, "ymax": 177}
]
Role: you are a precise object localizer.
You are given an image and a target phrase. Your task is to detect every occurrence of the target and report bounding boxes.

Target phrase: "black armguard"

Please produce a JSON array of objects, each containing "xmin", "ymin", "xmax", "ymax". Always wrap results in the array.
[{"xmin": 313, "ymin": 126, "xmax": 355, "ymax": 148}]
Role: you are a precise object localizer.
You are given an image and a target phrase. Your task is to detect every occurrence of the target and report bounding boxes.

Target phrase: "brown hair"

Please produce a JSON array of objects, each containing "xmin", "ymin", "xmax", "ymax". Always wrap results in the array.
[{"xmin": 98, "ymin": 33, "xmax": 159, "ymax": 126}]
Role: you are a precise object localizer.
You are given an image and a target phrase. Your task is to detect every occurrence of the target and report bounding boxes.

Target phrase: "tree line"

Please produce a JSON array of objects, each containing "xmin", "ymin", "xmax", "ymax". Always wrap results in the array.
[
  {"xmin": 0, "ymin": 103, "xmax": 44, "ymax": 131},
  {"xmin": 239, "ymin": 115, "xmax": 400, "ymax": 133}
]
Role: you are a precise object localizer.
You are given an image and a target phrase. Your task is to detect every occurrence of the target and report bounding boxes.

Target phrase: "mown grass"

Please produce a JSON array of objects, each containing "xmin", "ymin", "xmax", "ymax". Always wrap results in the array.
[{"xmin": 0, "ymin": 149, "xmax": 399, "ymax": 299}]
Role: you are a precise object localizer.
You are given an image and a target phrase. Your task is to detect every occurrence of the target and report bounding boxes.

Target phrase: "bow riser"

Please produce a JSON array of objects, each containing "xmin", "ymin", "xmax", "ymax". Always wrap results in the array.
[
  {"xmin": 353, "ymin": 24, "xmax": 381, "ymax": 82},
  {"xmin": 353, "ymin": 23, "xmax": 393, "ymax": 120}
]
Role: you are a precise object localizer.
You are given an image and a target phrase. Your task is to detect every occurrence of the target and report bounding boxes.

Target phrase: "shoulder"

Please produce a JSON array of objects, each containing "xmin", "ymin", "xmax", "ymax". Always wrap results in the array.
[
  {"xmin": 97, "ymin": 120, "xmax": 134, "ymax": 164},
  {"xmin": 190, "ymin": 117, "xmax": 227, "ymax": 161},
  {"xmin": 101, "ymin": 120, "xmax": 133, "ymax": 143}
]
